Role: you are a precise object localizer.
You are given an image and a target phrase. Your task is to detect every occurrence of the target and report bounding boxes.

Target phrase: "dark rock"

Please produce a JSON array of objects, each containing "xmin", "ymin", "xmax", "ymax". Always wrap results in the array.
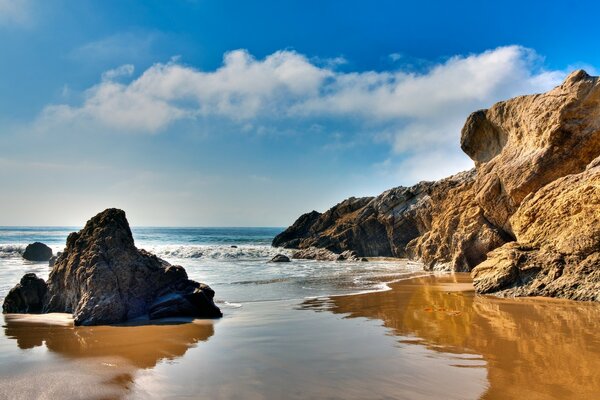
[
  {"xmin": 149, "ymin": 281, "xmax": 222, "ymax": 319},
  {"xmin": 270, "ymin": 254, "xmax": 290, "ymax": 262},
  {"xmin": 22, "ymin": 242, "xmax": 53, "ymax": 262},
  {"xmin": 230, "ymin": 245, "xmax": 238, "ymax": 248},
  {"xmin": 2, "ymin": 273, "xmax": 47, "ymax": 313},
  {"xmin": 272, "ymin": 210, "xmax": 321, "ymax": 247},
  {"xmin": 3, "ymin": 208, "xmax": 222, "ymax": 325}
]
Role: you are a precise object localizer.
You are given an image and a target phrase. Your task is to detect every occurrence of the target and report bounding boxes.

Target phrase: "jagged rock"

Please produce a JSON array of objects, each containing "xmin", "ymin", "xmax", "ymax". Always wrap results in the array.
[
  {"xmin": 272, "ymin": 210, "xmax": 322, "ymax": 248},
  {"xmin": 276, "ymin": 171, "xmax": 507, "ymax": 271},
  {"xmin": 462, "ymin": 70, "xmax": 600, "ymax": 234},
  {"xmin": 292, "ymin": 247, "xmax": 364, "ymax": 261},
  {"xmin": 275, "ymin": 70, "xmax": 600, "ymax": 300},
  {"xmin": 472, "ymin": 156, "xmax": 600, "ymax": 300},
  {"xmin": 2, "ymin": 273, "xmax": 47, "ymax": 313},
  {"xmin": 270, "ymin": 254, "xmax": 290, "ymax": 262},
  {"xmin": 22, "ymin": 242, "xmax": 53, "ymax": 262},
  {"xmin": 3, "ymin": 208, "xmax": 222, "ymax": 325}
]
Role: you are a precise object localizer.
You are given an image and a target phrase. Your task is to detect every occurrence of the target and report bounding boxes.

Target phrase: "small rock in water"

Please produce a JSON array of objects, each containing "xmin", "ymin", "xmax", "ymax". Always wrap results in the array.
[
  {"xmin": 270, "ymin": 254, "xmax": 290, "ymax": 263},
  {"xmin": 2, "ymin": 273, "xmax": 47, "ymax": 313},
  {"xmin": 22, "ymin": 242, "xmax": 53, "ymax": 262},
  {"xmin": 231, "ymin": 245, "xmax": 238, "ymax": 248}
]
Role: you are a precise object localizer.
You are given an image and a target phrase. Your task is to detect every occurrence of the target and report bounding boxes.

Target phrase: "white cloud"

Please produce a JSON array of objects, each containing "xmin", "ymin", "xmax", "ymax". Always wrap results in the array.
[
  {"xmin": 37, "ymin": 45, "xmax": 567, "ymax": 179},
  {"xmin": 101, "ymin": 64, "xmax": 135, "ymax": 81},
  {"xmin": 0, "ymin": 0, "xmax": 32, "ymax": 26}
]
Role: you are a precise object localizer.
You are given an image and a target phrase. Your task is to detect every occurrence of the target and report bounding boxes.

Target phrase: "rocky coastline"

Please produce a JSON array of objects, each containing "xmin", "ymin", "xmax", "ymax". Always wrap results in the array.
[
  {"xmin": 274, "ymin": 70, "xmax": 600, "ymax": 301},
  {"xmin": 2, "ymin": 208, "xmax": 222, "ymax": 325}
]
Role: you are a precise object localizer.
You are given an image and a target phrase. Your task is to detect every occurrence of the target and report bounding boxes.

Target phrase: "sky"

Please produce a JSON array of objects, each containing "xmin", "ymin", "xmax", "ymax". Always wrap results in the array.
[{"xmin": 0, "ymin": 0, "xmax": 599, "ymax": 227}]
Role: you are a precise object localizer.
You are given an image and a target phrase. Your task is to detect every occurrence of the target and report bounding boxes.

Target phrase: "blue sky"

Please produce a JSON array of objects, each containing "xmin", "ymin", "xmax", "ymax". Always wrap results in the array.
[{"xmin": 0, "ymin": 0, "xmax": 598, "ymax": 226}]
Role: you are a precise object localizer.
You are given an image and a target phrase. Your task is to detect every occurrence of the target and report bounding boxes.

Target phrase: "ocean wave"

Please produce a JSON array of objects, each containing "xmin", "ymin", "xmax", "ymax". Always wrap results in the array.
[
  {"xmin": 142, "ymin": 244, "xmax": 293, "ymax": 260},
  {"xmin": 0, "ymin": 244, "xmax": 25, "ymax": 258}
]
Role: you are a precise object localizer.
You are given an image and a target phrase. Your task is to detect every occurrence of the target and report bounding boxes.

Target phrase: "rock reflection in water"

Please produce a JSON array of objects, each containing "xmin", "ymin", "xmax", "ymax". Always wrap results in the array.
[
  {"xmin": 302, "ymin": 274, "xmax": 600, "ymax": 400},
  {"xmin": 1, "ymin": 315, "xmax": 214, "ymax": 398}
]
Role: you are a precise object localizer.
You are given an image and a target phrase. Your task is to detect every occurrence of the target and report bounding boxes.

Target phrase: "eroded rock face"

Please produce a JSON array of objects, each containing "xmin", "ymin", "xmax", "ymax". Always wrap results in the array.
[
  {"xmin": 275, "ymin": 70, "xmax": 600, "ymax": 300},
  {"xmin": 22, "ymin": 242, "xmax": 53, "ymax": 262},
  {"xmin": 3, "ymin": 209, "xmax": 222, "ymax": 325},
  {"xmin": 462, "ymin": 70, "xmax": 600, "ymax": 234},
  {"xmin": 275, "ymin": 171, "xmax": 508, "ymax": 271},
  {"xmin": 472, "ymin": 157, "xmax": 600, "ymax": 300}
]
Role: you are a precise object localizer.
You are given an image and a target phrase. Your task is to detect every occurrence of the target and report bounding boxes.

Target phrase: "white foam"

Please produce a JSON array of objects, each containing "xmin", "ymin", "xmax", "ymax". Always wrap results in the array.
[{"xmin": 142, "ymin": 244, "xmax": 293, "ymax": 260}]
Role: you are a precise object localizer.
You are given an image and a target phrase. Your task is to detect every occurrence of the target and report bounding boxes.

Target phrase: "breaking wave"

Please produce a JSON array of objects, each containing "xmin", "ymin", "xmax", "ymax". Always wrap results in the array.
[
  {"xmin": 143, "ymin": 244, "xmax": 293, "ymax": 260},
  {"xmin": 0, "ymin": 244, "xmax": 25, "ymax": 258}
]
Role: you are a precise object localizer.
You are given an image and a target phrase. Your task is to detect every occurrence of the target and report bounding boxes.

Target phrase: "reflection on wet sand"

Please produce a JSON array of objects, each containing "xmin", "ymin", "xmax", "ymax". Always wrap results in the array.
[
  {"xmin": 303, "ymin": 274, "xmax": 600, "ymax": 400},
  {"xmin": 1, "ymin": 314, "xmax": 214, "ymax": 399}
]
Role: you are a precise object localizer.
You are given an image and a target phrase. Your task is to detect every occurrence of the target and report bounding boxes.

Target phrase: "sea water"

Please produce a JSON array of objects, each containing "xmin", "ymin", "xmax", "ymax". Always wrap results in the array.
[{"xmin": 0, "ymin": 226, "xmax": 425, "ymax": 306}]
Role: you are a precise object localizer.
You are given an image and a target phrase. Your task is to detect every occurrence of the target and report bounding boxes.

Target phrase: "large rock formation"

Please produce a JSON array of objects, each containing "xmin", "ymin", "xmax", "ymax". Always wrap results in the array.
[
  {"xmin": 3, "ymin": 209, "xmax": 222, "ymax": 325},
  {"xmin": 275, "ymin": 171, "xmax": 508, "ymax": 271},
  {"xmin": 22, "ymin": 242, "xmax": 53, "ymax": 262},
  {"xmin": 274, "ymin": 70, "xmax": 600, "ymax": 300},
  {"xmin": 462, "ymin": 69, "xmax": 600, "ymax": 235},
  {"xmin": 472, "ymin": 156, "xmax": 600, "ymax": 301}
]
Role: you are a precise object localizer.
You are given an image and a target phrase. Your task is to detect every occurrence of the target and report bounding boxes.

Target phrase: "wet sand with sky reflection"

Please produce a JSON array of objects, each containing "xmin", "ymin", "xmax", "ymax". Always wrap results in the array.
[{"xmin": 1, "ymin": 273, "xmax": 599, "ymax": 399}]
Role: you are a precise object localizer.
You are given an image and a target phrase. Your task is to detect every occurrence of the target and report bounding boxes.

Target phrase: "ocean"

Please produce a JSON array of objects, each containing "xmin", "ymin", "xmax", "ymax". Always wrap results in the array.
[
  {"xmin": 0, "ymin": 226, "xmax": 424, "ymax": 307},
  {"xmin": 1, "ymin": 227, "xmax": 599, "ymax": 399}
]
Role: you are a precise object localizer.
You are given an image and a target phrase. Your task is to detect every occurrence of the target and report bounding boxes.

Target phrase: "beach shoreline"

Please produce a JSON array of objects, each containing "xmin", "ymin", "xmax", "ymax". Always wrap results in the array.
[{"xmin": 2, "ymin": 273, "xmax": 599, "ymax": 399}]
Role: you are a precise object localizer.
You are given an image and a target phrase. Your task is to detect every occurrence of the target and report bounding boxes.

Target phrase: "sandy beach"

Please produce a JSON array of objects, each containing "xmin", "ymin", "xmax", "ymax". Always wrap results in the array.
[{"xmin": 2, "ymin": 273, "xmax": 599, "ymax": 399}]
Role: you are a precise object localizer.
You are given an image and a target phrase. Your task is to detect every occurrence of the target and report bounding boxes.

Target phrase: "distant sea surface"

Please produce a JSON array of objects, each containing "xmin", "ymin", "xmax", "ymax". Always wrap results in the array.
[{"xmin": 0, "ymin": 226, "xmax": 423, "ymax": 306}]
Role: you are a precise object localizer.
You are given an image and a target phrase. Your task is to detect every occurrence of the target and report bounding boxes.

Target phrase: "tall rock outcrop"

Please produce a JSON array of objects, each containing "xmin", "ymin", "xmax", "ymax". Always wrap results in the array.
[
  {"xmin": 462, "ymin": 69, "xmax": 600, "ymax": 234},
  {"xmin": 3, "ymin": 208, "xmax": 222, "ymax": 325},
  {"xmin": 274, "ymin": 70, "xmax": 600, "ymax": 300}
]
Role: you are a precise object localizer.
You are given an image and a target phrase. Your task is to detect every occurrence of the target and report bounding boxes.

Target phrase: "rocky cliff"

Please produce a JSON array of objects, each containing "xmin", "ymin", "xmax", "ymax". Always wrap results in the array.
[
  {"xmin": 274, "ymin": 70, "xmax": 600, "ymax": 300},
  {"xmin": 3, "ymin": 208, "xmax": 222, "ymax": 325}
]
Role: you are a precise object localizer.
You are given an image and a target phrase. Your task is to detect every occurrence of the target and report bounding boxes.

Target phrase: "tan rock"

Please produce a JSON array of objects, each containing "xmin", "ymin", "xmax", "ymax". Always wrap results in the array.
[
  {"xmin": 472, "ymin": 157, "xmax": 600, "ymax": 300},
  {"xmin": 462, "ymin": 70, "xmax": 600, "ymax": 234},
  {"xmin": 276, "ymin": 70, "xmax": 600, "ymax": 301}
]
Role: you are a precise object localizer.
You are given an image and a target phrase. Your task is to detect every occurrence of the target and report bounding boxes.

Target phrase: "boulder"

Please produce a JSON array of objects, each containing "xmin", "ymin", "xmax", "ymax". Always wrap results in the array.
[
  {"xmin": 3, "ymin": 208, "xmax": 222, "ymax": 325},
  {"xmin": 22, "ymin": 242, "xmax": 53, "ymax": 262},
  {"xmin": 270, "ymin": 254, "xmax": 290, "ymax": 262},
  {"xmin": 2, "ymin": 273, "xmax": 47, "ymax": 313}
]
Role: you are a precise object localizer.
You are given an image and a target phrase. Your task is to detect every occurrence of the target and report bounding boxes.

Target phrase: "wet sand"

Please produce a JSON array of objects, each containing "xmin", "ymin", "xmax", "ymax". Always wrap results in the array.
[{"xmin": 1, "ymin": 274, "xmax": 599, "ymax": 399}]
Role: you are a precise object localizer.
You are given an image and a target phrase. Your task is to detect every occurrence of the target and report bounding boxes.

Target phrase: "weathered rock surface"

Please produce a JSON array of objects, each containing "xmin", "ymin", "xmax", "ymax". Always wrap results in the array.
[
  {"xmin": 292, "ymin": 247, "xmax": 364, "ymax": 261},
  {"xmin": 462, "ymin": 69, "xmax": 600, "ymax": 235},
  {"xmin": 275, "ymin": 171, "xmax": 508, "ymax": 271},
  {"xmin": 472, "ymin": 156, "xmax": 600, "ymax": 300},
  {"xmin": 22, "ymin": 242, "xmax": 53, "ymax": 262},
  {"xmin": 3, "ymin": 209, "xmax": 222, "ymax": 325},
  {"xmin": 270, "ymin": 254, "xmax": 290, "ymax": 262},
  {"xmin": 275, "ymin": 70, "xmax": 600, "ymax": 300},
  {"xmin": 2, "ymin": 273, "xmax": 47, "ymax": 313}
]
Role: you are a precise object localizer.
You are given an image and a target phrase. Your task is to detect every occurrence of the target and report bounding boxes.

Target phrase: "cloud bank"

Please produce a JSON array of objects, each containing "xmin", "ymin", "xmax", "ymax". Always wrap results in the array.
[{"xmin": 38, "ymin": 45, "xmax": 565, "ymax": 182}]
